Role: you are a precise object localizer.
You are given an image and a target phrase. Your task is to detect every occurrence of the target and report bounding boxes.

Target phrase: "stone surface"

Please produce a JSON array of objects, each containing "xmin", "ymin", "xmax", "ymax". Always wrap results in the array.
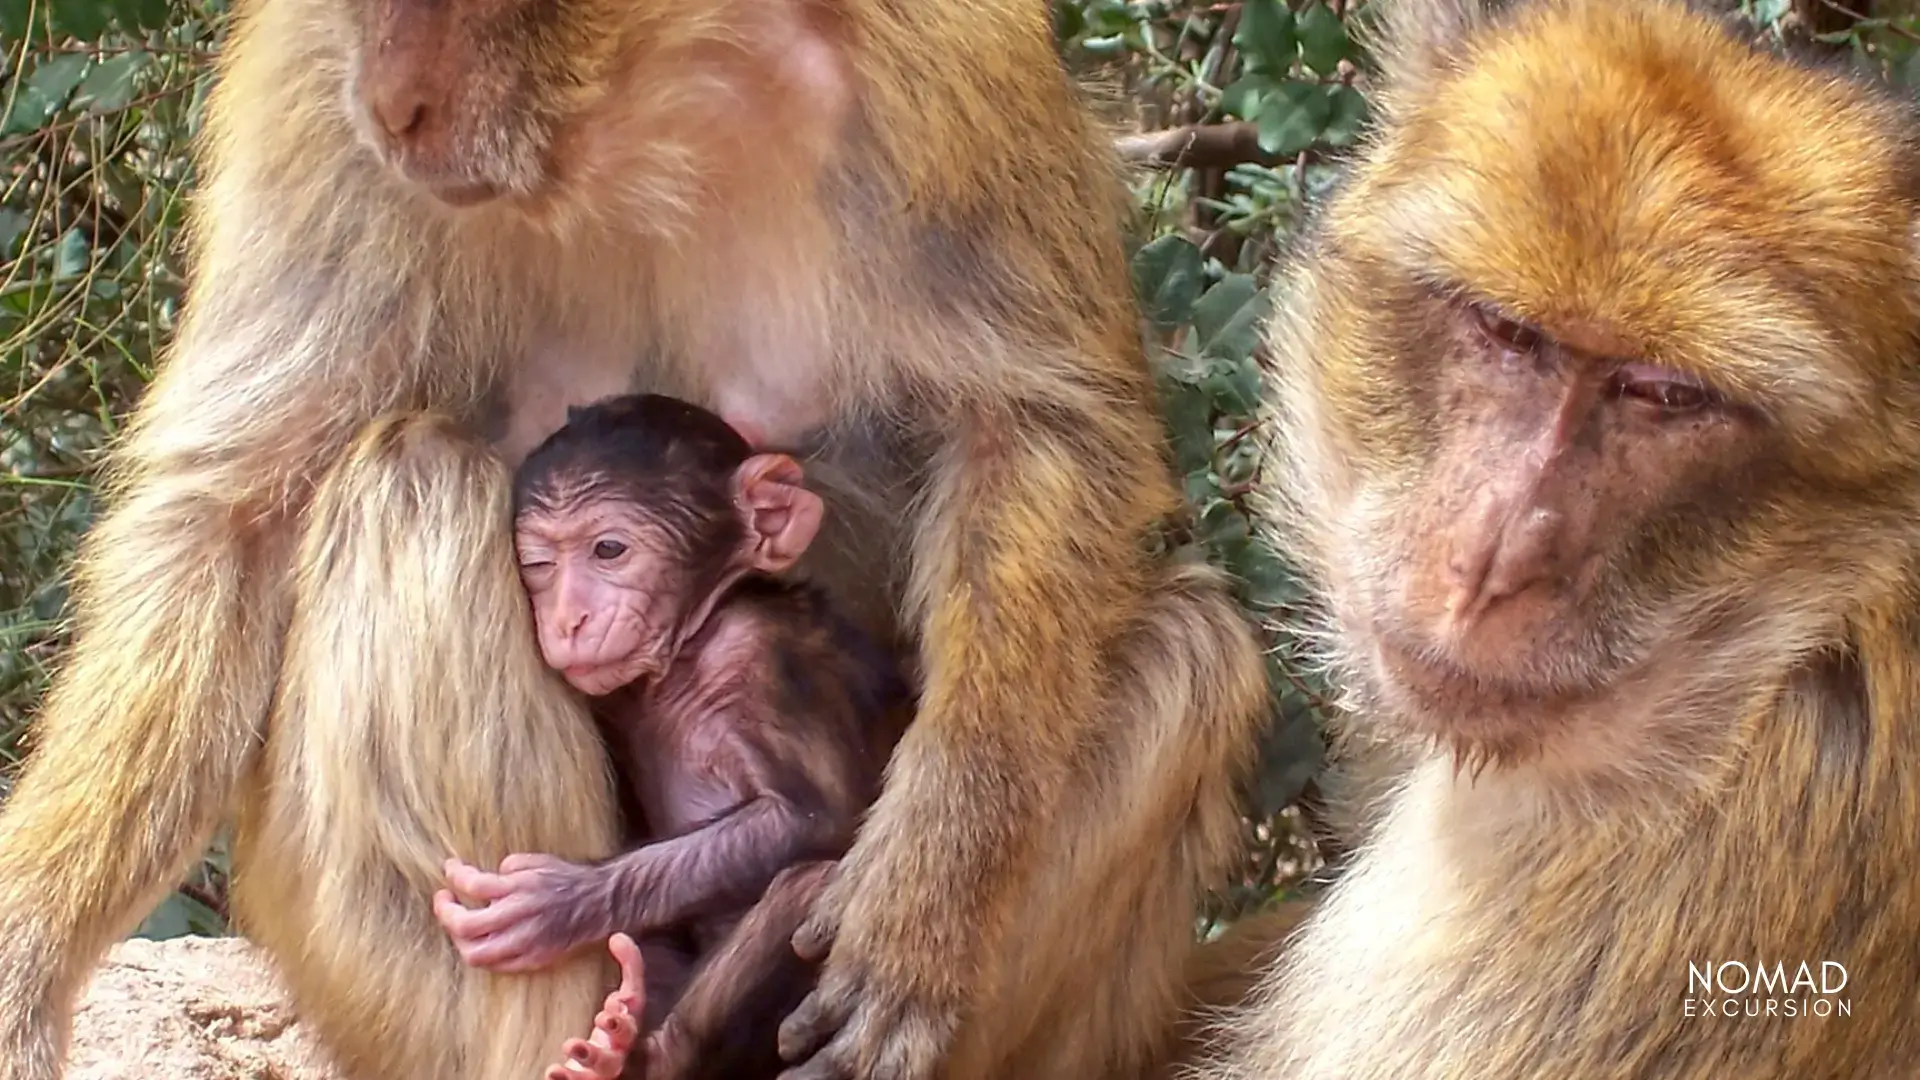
[{"xmin": 67, "ymin": 935, "xmax": 341, "ymax": 1080}]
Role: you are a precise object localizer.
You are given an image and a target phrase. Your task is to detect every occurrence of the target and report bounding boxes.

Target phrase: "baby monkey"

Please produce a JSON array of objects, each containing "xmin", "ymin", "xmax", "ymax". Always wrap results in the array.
[{"xmin": 431, "ymin": 394, "xmax": 910, "ymax": 1080}]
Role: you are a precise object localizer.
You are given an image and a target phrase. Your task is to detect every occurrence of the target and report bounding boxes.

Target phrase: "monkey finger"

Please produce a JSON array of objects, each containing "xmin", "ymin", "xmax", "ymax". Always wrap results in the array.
[
  {"xmin": 776, "ymin": 980, "xmax": 850, "ymax": 1063},
  {"xmin": 451, "ymin": 923, "xmax": 558, "ymax": 971},
  {"xmin": 777, "ymin": 1039, "xmax": 857, "ymax": 1080},
  {"xmin": 443, "ymin": 859, "xmax": 522, "ymax": 901},
  {"xmin": 499, "ymin": 851, "xmax": 565, "ymax": 873},
  {"xmin": 430, "ymin": 889, "xmax": 467, "ymax": 930},
  {"xmin": 463, "ymin": 941, "xmax": 549, "ymax": 972},
  {"xmin": 594, "ymin": 1004, "xmax": 640, "ymax": 1051},
  {"xmin": 608, "ymin": 932, "xmax": 647, "ymax": 997},
  {"xmin": 434, "ymin": 892, "xmax": 534, "ymax": 942},
  {"xmin": 865, "ymin": 1004, "xmax": 954, "ymax": 1080},
  {"xmin": 790, "ymin": 892, "xmax": 844, "ymax": 962},
  {"xmin": 564, "ymin": 1034, "xmax": 629, "ymax": 1077}
]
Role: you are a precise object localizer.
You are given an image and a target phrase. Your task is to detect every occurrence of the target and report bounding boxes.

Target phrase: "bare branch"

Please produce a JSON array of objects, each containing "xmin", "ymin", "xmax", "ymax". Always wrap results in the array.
[{"xmin": 1116, "ymin": 122, "xmax": 1283, "ymax": 169}]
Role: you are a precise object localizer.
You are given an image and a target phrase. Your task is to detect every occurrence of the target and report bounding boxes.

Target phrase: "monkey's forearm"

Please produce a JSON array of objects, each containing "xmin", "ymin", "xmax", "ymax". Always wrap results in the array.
[
  {"xmin": 0, "ymin": 491, "xmax": 278, "ymax": 1077},
  {"xmin": 598, "ymin": 797, "xmax": 823, "ymax": 935},
  {"xmin": 846, "ymin": 412, "xmax": 1169, "ymax": 990}
]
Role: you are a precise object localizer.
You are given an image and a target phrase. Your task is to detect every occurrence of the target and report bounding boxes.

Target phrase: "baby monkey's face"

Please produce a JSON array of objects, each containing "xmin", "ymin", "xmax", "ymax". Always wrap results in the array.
[
  {"xmin": 512, "ymin": 426, "xmax": 826, "ymax": 696},
  {"xmin": 515, "ymin": 497, "xmax": 697, "ymax": 696}
]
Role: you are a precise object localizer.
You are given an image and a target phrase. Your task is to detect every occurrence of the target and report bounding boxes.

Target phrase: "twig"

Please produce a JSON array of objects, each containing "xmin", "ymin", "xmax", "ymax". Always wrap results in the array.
[
  {"xmin": 176, "ymin": 879, "xmax": 231, "ymax": 922},
  {"xmin": 1117, "ymin": 121, "xmax": 1284, "ymax": 169},
  {"xmin": 1818, "ymin": 0, "xmax": 1919, "ymax": 43}
]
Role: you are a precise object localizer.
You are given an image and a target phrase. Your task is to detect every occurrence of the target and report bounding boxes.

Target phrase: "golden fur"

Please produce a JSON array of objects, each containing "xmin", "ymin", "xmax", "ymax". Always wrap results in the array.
[
  {"xmin": 0, "ymin": 0, "xmax": 1270, "ymax": 1077},
  {"xmin": 1202, "ymin": 1, "xmax": 1920, "ymax": 1077}
]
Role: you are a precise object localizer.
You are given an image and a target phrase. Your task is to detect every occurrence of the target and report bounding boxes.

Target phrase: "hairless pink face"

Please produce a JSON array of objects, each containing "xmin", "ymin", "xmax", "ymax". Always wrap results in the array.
[
  {"xmin": 516, "ymin": 500, "xmax": 689, "ymax": 696},
  {"xmin": 515, "ymin": 454, "xmax": 824, "ymax": 696}
]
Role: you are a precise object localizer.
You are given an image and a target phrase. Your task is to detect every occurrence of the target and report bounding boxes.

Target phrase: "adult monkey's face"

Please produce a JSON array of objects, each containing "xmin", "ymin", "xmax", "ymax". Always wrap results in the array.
[{"xmin": 342, "ymin": 0, "xmax": 624, "ymax": 205}]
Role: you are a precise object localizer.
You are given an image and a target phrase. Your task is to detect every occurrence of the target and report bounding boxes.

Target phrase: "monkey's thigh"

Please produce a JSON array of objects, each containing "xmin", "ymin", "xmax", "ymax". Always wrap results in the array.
[
  {"xmin": 227, "ymin": 412, "xmax": 623, "ymax": 1080},
  {"xmin": 655, "ymin": 862, "xmax": 834, "ymax": 1080},
  {"xmin": 954, "ymin": 560, "xmax": 1268, "ymax": 1080},
  {"xmin": 636, "ymin": 932, "xmax": 698, "ymax": 1030}
]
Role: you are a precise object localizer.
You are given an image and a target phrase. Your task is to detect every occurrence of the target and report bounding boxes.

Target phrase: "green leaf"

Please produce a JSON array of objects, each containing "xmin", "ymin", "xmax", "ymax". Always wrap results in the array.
[
  {"xmin": 1182, "ymin": 466, "xmax": 1217, "ymax": 509},
  {"xmin": 1255, "ymin": 81, "xmax": 1335, "ymax": 157},
  {"xmin": 1162, "ymin": 386, "xmax": 1216, "ymax": 475},
  {"xmin": 1053, "ymin": 0, "xmax": 1087, "ymax": 41},
  {"xmin": 1192, "ymin": 275, "xmax": 1269, "ymax": 362},
  {"xmin": 0, "ymin": 210, "xmax": 26, "ymax": 258},
  {"xmin": 1297, "ymin": 1, "xmax": 1352, "ymax": 76},
  {"xmin": 1250, "ymin": 690, "xmax": 1326, "ymax": 817},
  {"xmin": 1202, "ymin": 356, "xmax": 1263, "ymax": 414},
  {"xmin": 3, "ymin": 53, "xmax": 91, "ymax": 136},
  {"xmin": 135, "ymin": 890, "xmax": 227, "ymax": 941},
  {"xmin": 1131, "ymin": 234, "xmax": 1206, "ymax": 329},
  {"xmin": 119, "ymin": 0, "xmax": 171, "ymax": 30},
  {"xmin": 52, "ymin": 0, "xmax": 111, "ymax": 38},
  {"xmin": 1238, "ymin": 548, "xmax": 1306, "ymax": 611},
  {"xmin": 1233, "ymin": 0, "xmax": 1297, "ymax": 75},
  {"xmin": 1322, "ymin": 84, "xmax": 1370, "ymax": 147},
  {"xmin": 54, "ymin": 228, "xmax": 90, "ymax": 280},
  {"xmin": 1197, "ymin": 495, "xmax": 1239, "ymax": 532},
  {"xmin": 1218, "ymin": 73, "xmax": 1279, "ymax": 121},
  {"xmin": 0, "ymin": 0, "xmax": 33, "ymax": 39},
  {"xmin": 1083, "ymin": 0, "xmax": 1135, "ymax": 34},
  {"xmin": 1752, "ymin": 0, "xmax": 1791, "ymax": 25},
  {"xmin": 76, "ymin": 50, "xmax": 148, "ymax": 113}
]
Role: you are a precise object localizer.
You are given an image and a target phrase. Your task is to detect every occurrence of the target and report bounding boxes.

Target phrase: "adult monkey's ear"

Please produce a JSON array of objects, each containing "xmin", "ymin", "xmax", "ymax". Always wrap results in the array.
[{"xmin": 734, "ymin": 454, "xmax": 824, "ymax": 573}]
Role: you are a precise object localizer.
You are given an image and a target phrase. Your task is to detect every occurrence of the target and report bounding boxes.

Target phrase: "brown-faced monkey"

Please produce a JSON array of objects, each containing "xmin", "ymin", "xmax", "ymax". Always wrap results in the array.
[
  {"xmin": 1190, "ymin": 0, "xmax": 1920, "ymax": 1077},
  {"xmin": 434, "ymin": 393, "xmax": 908, "ymax": 1080},
  {"xmin": 0, "ymin": 0, "xmax": 1272, "ymax": 1076}
]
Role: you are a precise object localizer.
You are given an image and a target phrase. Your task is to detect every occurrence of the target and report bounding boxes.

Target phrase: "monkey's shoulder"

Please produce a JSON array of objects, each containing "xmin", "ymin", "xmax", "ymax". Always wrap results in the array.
[
  {"xmin": 712, "ymin": 578, "xmax": 889, "ymax": 663},
  {"xmin": 702, "ymin": 577, "xmax": 911, "ymax": 723}
]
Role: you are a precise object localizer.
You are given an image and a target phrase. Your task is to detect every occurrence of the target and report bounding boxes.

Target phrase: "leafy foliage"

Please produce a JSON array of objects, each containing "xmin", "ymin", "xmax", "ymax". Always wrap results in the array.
[
  {"xmin": 7, "ymin": 0, "xmax": 1916, "ymax": 937},
  {"xmin": 3, "ymin": 0, "xmax": 226, "ymax": 935}
]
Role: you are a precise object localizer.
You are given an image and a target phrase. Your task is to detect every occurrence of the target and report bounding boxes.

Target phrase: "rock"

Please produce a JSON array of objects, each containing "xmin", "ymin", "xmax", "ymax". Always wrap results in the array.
[{"xmin": 68, "ymin": 936, "xmax": 341, "ymax": 1080}]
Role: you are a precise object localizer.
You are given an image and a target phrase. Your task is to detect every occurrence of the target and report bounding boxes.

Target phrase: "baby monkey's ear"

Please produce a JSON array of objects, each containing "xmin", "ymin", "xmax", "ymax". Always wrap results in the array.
[{"xmin": 733, "ymin": 454, "xmax": 824, "ymax": 574}]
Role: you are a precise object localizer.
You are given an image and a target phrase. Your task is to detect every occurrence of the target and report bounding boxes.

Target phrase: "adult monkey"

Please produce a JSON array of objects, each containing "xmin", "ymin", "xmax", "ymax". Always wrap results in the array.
[
  {"xmin": 0, "ymin": 0, "xmax": 1270, "ymax": 1079},
  {"xmin": 1199, "ymin": 0, "xmax": 1920, "ymax": 1077}
]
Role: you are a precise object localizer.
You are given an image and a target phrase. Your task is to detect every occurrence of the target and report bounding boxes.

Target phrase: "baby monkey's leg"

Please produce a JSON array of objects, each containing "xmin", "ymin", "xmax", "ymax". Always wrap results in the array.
[{"xmin": 653, "ymin": 861, "xmax": 837, "ymax": 1080}]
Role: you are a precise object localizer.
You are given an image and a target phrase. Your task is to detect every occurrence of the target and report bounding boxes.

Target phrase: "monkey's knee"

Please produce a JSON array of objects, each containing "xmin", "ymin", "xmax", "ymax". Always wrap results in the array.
[
  {"xmin": 292, "ymin": 410, "xmax": 533, "ymax": 647},
  {"xmin": 1121, "ymin": 562, "xmax": 1269, "ymax": 726},
  {"xmin": 309, "ymin": 411, "xmax": 508, "ymax": 530},
  {"xmin": 763, "ymin": 860, "xmax": 835, "ymax": 910}
]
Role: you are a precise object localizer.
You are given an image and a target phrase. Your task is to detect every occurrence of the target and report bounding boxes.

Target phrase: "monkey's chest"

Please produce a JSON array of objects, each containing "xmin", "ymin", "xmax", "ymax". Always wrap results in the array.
[
  {"xmin": 492, "ymin": 328, "xmax": 839, "ymax": 464},
  {"xmin": 606, "ymin": 704, "xmax": 759, "ymax": 840}
]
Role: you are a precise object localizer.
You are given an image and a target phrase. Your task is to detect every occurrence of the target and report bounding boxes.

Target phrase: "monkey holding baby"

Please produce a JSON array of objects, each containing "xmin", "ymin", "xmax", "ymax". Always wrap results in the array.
[{"xmin": 432, "ymin": 393, "xmax": 910, "ymax": 1080}]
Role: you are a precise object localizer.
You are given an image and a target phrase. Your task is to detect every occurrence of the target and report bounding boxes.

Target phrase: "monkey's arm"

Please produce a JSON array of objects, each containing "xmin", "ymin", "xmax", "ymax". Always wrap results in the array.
[
  {"xmin": 780, "ymin": 396, "xmax": 1175, "ymax": 1078},
  {"xmin": 437, "ymin": 681, "xmax": 849, "ymax": 973},
  {"xmin": 0, "ymin": 487, "xmax": 279, "ymax": 1077},
  {"xmin": 436, "ymin": 793, "xmax": 831, "ymax": 971},
  {"xmin": 604, "ymin": 791, "xmax": 839, "ymax": 931},
  {"xmin": 0, "ymin": 283, "xmax": 385, "ymax": 1078}
]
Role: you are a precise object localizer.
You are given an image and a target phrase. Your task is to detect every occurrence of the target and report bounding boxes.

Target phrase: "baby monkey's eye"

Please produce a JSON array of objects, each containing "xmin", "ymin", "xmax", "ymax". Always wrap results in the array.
[
  {"xmin": 593, "ymin": 540, "xmax": 629, "ymax": 560},
  {"xmin": 1469, "ymin": 303, "xmax": 1542, "ymax": 353}
]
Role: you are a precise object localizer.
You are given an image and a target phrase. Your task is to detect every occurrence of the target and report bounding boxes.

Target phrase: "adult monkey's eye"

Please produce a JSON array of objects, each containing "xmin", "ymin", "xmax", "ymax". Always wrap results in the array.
[
  {"xmin": 1612, "ymin": 362, "xmax": 1714, "ymax": 414},
  {"xmin": 1470, "ymin": 303, "xmax": 1543, "ymax": 353},
  {"xmin": 593, "ymin": 539, "xmax": 628, "ymax": 560}
]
